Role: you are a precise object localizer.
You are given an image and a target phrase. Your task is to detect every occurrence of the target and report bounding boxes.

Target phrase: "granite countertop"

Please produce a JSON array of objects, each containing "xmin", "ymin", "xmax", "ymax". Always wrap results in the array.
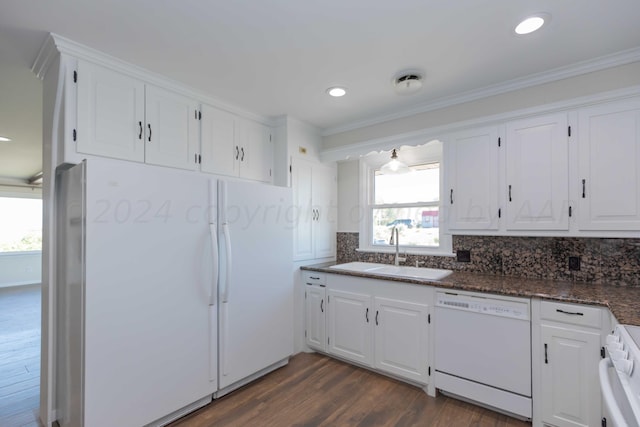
[{"xmin": 301, "ymin": 262, "xmax": 640, "ymax": 326}]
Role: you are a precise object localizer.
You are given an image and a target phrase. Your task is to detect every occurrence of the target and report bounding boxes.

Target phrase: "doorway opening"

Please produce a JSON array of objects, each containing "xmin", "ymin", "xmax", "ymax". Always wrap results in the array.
[{"xmin": 0, "ymin": 196, "xmax": 42, "ymax": 426}]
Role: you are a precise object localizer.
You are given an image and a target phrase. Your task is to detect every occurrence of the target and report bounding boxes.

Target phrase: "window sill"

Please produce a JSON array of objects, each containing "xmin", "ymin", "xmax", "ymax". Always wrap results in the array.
[{"xmin": 356, "ymin": 247, "xmax": 456, "ymax": 258}]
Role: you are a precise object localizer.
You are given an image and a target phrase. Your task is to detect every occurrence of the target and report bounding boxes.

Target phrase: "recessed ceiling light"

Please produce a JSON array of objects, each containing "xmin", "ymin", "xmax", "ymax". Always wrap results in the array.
[
  {"xmin": 0, "ymin": 136, "xmax": 11, "ymax": 142},
  {"xmin": 515, "ymin": 14, "xmax": 549, "ymax": 35},
  {"xmin": 326, "ymin": 87, "xmax": 347, "ymax": 97}
]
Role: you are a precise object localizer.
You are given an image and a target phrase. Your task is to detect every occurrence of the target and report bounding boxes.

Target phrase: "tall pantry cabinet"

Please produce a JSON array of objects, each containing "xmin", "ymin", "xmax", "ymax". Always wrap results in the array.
[{"xmin": 292, "ymin": 157, "xmax": 337, "ymax": 261}]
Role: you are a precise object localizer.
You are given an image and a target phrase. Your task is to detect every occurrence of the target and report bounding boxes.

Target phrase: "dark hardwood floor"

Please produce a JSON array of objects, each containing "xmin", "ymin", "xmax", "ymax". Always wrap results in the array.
[
  {"xmin": 0, "ymin": 284, "xmax": 42, "ymax": 427},
  {"xmin": 0, "ymin": 285, "xmax": 530, "ymax": 427},
  {"xmin": 171, "ymin": 352, "xmax": 531, "ymax": 427}
]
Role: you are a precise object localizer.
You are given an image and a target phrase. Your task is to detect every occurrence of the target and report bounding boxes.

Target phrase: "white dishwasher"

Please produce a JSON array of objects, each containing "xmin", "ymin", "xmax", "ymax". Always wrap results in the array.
[{"xmin": 434, "ymin": 290, "xmax": 532, "ymax": 420}]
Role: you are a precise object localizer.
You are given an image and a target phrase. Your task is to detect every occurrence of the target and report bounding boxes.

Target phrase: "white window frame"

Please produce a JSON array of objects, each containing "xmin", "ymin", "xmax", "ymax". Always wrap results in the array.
[{"xmin": 358, "ymin": 142, "xmax": 453, "ymax": 256}]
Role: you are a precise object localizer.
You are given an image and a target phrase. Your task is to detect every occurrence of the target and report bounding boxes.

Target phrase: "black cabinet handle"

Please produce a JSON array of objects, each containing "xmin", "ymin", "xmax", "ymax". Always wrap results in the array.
[
  {"xmin": 310, "ymin": 276, "xmax": 320, "ymax": 280},
  {"xmin": 508, "ymin": 185, "xmax": 512, "ymax": 202},
  {"xmin": 320, "ymin": 299, "xmax": 324, "ymax": 313},
  {"xmin": 235, "ymin": 146, "xmax": 239, "ymax": 160},
  {"xmin": 450, "ymin": 189, "xmax": 454, "ymax": 204},
  {"xmin": 147, "ymin": 124, "xmax": 152, "ymax": 142},
  {"xmin": 582, "ymin": 179, "xmax": 586, "ymax": 198},
  {"xmin": 365, "ymin": 308, "xmax": 369, "ymax": 323},
  {"xmin": 240, "ymin": 147, "xmax": 245, "ymax": 161},
  {"xmin": 544, "ymin": 343, "xmax": 548, "ymax": 364},
  {"xmin": 138, "ymin": 121, "xmax": 143, "ymax": 139},
  {"xmin": 556, "ymin": 309, "xmax": 584, "ymax": 316},
  {"xmin": 375, "ymin": 310, "xmax": 379, "ymax": 326}
]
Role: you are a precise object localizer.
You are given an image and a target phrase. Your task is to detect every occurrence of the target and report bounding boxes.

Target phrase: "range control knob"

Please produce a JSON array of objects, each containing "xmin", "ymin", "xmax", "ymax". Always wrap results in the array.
[
  {"xmin": 607, "ymin": 341, "xmax": 624, "ymax": 352},
  {"xmin": 610, "ymin": 349, "xmax": 629, "ymax": 361},
  {"xmin": 607, "ymin": 334, "xmax": 620, "ymax": 345},
  {"xmin": 614, "ymin": 358, "xmax": 634, "ymax": 376}
]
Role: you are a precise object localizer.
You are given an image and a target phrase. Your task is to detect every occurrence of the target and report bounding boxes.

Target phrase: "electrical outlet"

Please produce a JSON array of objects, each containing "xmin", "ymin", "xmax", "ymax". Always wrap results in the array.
[
  {"xmin": 569, "ymin": 256, "xmax": 581, "ymax": 271},
  {"xmin": 456, "ymin": 250, "xmax": 471, "ymax": 263}
]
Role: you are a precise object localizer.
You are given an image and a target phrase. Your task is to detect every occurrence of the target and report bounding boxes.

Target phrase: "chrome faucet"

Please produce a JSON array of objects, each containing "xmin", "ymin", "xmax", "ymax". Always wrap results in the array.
[{"xmin": 389, "ymin": 225, "xmax": 406, "ymax": 266}]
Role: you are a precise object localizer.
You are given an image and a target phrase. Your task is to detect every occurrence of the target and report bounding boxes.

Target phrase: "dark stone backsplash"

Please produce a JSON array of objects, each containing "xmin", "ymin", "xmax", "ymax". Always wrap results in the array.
[{"xmin": 336, "ymin": 232, "xmax": 640, "ymax": 286}]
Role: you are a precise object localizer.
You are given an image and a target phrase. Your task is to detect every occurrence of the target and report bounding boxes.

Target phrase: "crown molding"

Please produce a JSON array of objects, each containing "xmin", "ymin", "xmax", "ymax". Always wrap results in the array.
[
  {"xmin": 32, "ymin": 33, "xmax": 274, "ymax": 125},
  {"xmin": 321, "ymin": 46, "xmax": 640, "ymax": 137},
  {"xmin": 31, "ymin": 34, "xmax": 58, "ymax": 80}
]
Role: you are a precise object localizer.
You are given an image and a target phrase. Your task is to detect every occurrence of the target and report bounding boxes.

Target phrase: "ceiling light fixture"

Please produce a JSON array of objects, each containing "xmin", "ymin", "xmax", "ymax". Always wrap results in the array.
[
  {"xmin": 515, "ymin": 14, "xmax": 549, "ymax": 35},
  {"xmin": 392, "ymin": 70, "xmax": 424, "ymax": 95},
  {"xmin": 326, "ymin": 87, "xmax": 347, "ymax": 97},
  {"xmin": 380, "ymin": 149, "xmax": 410, "ymax": 174},
  {"xmin": 0, "ymin": 136, "xmax": 11, "ymax": 142}
]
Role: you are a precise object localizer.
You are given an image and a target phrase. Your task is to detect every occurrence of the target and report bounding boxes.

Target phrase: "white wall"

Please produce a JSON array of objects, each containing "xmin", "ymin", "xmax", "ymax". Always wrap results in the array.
[
  {"xmin": 337, "ymin": 160, "xmax": 360, "ymax": 233},
  {"xmin": 324, "ymin": 62, "xmax": 640, "ymax": 149},
  {"xmin": 0, "ymin": 251, "xmax": 42, "ymax": 288}
]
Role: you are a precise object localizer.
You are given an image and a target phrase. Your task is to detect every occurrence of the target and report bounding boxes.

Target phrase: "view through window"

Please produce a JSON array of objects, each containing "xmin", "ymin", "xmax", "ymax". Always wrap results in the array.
[
  {"xmin": 0, "ymin": 197, "xmax": 43, "ymax": 252},
  {"xmin": 372, "ymin": 163, "xmax": 440, "ymax": 247}
]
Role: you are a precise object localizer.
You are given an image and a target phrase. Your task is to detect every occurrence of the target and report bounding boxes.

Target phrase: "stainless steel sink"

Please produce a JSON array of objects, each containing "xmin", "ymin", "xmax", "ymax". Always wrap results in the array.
[{"xmin": 329, "ymin": 262, "xmax": 452, "ymax": 280}]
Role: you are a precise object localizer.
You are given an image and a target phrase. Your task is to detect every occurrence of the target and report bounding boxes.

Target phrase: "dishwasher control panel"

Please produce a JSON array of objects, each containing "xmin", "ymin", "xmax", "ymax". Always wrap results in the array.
[{"xmin": 436, "ymin": 292, "xmax": 530, "ymax": 320}]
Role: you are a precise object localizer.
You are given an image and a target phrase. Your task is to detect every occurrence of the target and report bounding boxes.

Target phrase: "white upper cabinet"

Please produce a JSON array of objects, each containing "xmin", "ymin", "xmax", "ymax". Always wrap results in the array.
[
  {"xmin": 238, "ymin": 118, "xmax": 273, "ymax": 183},
  {"xmin": 446, "ymin": 126, "xmax": 500, "ymax": 230},
  {"xmin": 200, "ymin": 104, "xmax": 237, "ymax": 176},
  {"xmin": 505, "ymin": 113, "xmax": 569, "ymax": 230},
  {"xmin": 200, "ymin": 104, "xmax": 273, "ymax": 183},
  {"xmin": 77, "ymin": 61, "xmax": 145, "ymax": 162},
  {"xmin": 144, "ymin": 85, "xmax": 199, "ymax": 170},
  {"xmin": 76, "ymin": 61, "xmax": 198, "ymax": 171},
  {"xmin": 577, "ymin": 98, "xmax": 640, "ymax": 231}
]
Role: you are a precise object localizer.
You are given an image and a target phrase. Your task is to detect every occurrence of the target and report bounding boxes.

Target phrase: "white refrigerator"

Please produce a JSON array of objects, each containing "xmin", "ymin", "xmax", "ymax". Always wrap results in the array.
[{"xmin": 55, "ymin": 159, "xmax": 293, "ymax": 427}]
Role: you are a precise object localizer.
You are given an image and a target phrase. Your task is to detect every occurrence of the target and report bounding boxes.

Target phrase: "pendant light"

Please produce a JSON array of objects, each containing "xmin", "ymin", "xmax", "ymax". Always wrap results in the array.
[{"xmin": 380, "ymin": 149, "xmax": 410, "ymax": 174}]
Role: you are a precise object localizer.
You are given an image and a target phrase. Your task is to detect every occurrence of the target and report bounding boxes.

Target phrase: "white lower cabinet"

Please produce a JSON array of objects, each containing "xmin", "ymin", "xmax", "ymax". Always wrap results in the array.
[
  {"xmin": 303, "ymin": 272, "xmax": 327, "ymax": 352},
  {"xmin": 327, "ymin": 289, "xmax": 373, "ymax": 366},
  {"xmin": 308, "ymin": 273, "xmax": 431, "ymax": 386},
  {"xmin": 304, "ymin": 283, "xmax": 326, "ymax": 352},
  {"xmin": 536, "ymin": 301, "xmax": 606, "ymax": 427},
  {"xmin": 374, "ymin": 297, "xmax": 429, "ymax": 384}
]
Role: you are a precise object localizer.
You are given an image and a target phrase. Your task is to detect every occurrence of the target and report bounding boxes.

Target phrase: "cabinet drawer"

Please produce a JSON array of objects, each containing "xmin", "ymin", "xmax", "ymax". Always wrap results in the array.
[
  {"xmin": 540, "ymin": 301, "xmax": 602, "ymax": 328},
  {"xmin": 303, "ymin": 272, "xmax": 325, "ymax": 286}
]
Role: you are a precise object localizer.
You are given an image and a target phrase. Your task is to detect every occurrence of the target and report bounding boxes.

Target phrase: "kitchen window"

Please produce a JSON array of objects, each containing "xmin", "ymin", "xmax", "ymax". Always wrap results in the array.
[{"xmin": 359, "ymin": 141, "xmax": 452, "ymax": 255}]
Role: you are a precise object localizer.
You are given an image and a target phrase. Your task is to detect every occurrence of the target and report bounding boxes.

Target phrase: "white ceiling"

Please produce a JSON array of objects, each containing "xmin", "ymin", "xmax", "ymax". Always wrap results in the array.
[{"xmin": 1, "ymin": 0, "xmax": 640, "ymax": 182}]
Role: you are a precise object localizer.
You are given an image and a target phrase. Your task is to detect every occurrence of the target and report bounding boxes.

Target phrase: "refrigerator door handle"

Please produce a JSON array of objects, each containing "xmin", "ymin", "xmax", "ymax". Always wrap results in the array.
[
  {"xmin": 221, "ymin": 222, "xmax": 232, "ymax": 303},
  {"xmin": 208, "ymin": 223, "xmax": 219, "ymax": 306}
]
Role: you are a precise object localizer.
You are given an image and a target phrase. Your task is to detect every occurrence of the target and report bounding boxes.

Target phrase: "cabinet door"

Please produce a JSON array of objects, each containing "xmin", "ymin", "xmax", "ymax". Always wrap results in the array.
[
  {"xmin": 200, "ymin": 104, "xmax": 238, "ymax": 177},
  {"xmin": 239, "ymin": 119, "xmax": 273, "ymax": 183},
  {"xmin": 313, "ymin": 163, "xmax": 337, "ymax": 259},
  {"xmin": 374, "ymin": 297, "xmax": 429, "ymax": 384},
  {"xmin": 76, "ymin": 61, "xmax": 145, "ymax": 162},
  {"xmin": 144, "ymin": 85, "xmax": 199, "ymax": 170},
  {"xmin": 446, "ymin": 127, "xmax": 499, "ymax": 230},
  {"xmin": 292, "ymin": 158, "xmax": 314, "ymax": 261},
  {"xmin": 305, "ymin": 284, "xmax": 326, "ymax": 351},
  {"xmin": 578, "ymin": 98, "xmax": 640, "ymax": 230},
  {"xmin": 505, "ymin": 113, "xmax": 569, "ymax": 230},
  {"xmin": 327, "ymin": 289, "xmax": 373, "ymax": 366},
  {"xmin": 540, "ymin": 325, "xmax": 601, "ymax": 427}
]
